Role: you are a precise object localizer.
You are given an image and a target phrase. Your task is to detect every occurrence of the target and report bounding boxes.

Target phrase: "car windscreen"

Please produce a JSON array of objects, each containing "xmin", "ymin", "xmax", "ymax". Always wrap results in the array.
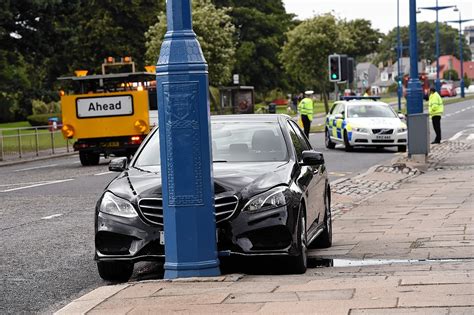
[
  {"xmin": 347, "ymin": 104, "xmax": 398, "ymax": 118},
  {"xmin": 133, "ymin": 121, "xmax": 288, "ymax": 167},
  {"xmin": 212, "ymin": 122, "xmax": 288, "ymax": 162}
]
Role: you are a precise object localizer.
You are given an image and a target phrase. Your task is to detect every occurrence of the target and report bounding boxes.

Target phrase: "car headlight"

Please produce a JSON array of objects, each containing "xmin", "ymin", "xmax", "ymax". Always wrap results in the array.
[
  {"xmin": 243, "ymin": 186, "xmax": 289, "ymax": 212},
  {"xmin": 353, "ymin": 127, "xmax": 369, "ymax": 133},
  {"xmin": 99, "ymin": 192, "xmax": 138, "ymax": 218},
  {"xmin": 398, "ymin": 127, "xmax": 407, "ymax": 133}
]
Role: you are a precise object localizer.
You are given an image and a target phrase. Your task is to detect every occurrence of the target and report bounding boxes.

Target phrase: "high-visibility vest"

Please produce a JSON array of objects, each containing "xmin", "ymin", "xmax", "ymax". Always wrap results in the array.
[
  {"xmin": 429, "ymin": 92, "xmax": 444, "ymax": 117},
  {"xmin": 298, "ymin": 97, "xmax": 314, "ymax": 121}
]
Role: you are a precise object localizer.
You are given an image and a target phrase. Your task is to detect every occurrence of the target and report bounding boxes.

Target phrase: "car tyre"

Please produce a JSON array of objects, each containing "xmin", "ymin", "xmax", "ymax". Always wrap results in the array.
[
  {"xmin": 290, "ymin": 206, "xmax": 307, "ymax": 274},
  {"xmin": 97, "ymin": 261, "xmax": 133, "ymax": 282},
  {"xmin": 313, "ymin": 189, "xmax": 332, "ymax": 248},
  {"xmin": 343, "ymin": 131, "xmax": 353, "ymax": 152},
  {"xmin": 325, "ymin": 129, "xmax": 336, "ymax": 149},
  {"xmin": 397, "ymin": 145, "xmax": 407, "ymax": 152},
  {"xmin": 79, "ymin": 151, "xmax": 91, "ymax": 166},
  {"xmin": 80, "ymin": 151, "xmax": 100, "ymax": 166}
]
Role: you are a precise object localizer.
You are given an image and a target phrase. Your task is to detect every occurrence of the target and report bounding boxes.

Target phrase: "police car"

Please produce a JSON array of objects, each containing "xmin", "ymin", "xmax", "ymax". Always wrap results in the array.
[{"xmin": 325, "ymin": 97, "xmax": 407, "ymax": 152}]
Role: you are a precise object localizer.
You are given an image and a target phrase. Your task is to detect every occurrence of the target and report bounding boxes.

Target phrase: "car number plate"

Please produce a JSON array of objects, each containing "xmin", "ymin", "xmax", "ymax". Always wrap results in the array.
[
  {"xmin": 100, "ymin": 141, "xmax": 120, "ymax": 148},
  {"xmin": 375, "ymin": 135, "xmax": 391, "ymax": 140}
]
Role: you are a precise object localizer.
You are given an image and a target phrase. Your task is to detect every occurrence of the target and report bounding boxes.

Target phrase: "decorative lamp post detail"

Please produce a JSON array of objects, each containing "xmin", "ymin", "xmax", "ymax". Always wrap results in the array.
[{"xmin": 156, "ymin": 0, "xmax": 220, "ymax": 279}]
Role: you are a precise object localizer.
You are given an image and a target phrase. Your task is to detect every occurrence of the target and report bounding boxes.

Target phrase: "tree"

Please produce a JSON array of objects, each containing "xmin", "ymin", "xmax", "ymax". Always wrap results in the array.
[
  {"xmin": 339, "ymin": 19, "xmax": 383, "ymax": 60},
  {"xmin": 376, "ymin": 22, "xmax": 471, "ymax": 65},
  {"xmin": 145, "ymin": 0, "xmax": 236, "ymax": 87},
  {"xmin": 213, "ymin": 0, "xmax": 293, "ymax": 94},
  {"xmin": 443, "ymin": 69, "xmax": 459, "ymax": 81},
  {"xmin": 280, "ymin": 14, "xmax": 342, "ymax": 113}
]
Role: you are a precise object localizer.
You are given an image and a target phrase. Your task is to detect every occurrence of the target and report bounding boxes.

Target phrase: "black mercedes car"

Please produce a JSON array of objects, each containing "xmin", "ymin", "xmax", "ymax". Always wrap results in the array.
[{"xmin": 95, "ymin": 114, "xmax": 332, "ymax": 281}]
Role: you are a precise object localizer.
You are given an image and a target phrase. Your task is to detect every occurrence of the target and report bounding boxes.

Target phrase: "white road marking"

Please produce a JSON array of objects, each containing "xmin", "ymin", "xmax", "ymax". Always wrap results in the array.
[
  {"xmin": 13, "ymin": 164, "xmax": 58, "ymax": 172},
  {"xmin": 94, "ymin": 171, "xmax": 114, "ymax": 176},
  {"xmin": 449, "ymin": 131, "xmax": 464, "ymax": 141},
  {"xmin": 41, "ymin": 214, "xmax": 63, "ymax": 220},
  {"xmin": 467, "ymin": 134, "xmax": 474, "ymax": 141},
  {"xmin": 0, "ymin": 181, "xmax": 50, "ymax": 187},
  {"xmin": 0, "ymin": 179, "xmax": 74, "ymax": 193}
]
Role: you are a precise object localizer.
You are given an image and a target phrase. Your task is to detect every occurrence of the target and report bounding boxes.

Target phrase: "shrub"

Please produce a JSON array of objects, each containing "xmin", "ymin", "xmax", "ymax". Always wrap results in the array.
[
  {"xmin": 443, "ymin": 69, "xmax": 459, "ymax": 81},
  {"xmin": 32, "ymin": 99, "xmax": 61, "ymax": 115},
  {"xmin": 27, "ymin": 113, "xmax": 61, "ymax": 126}
]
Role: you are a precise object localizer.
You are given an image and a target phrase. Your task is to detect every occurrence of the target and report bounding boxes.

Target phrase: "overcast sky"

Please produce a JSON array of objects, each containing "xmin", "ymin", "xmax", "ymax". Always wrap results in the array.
[{"xmin": 283, "ymin": 0, "xmax": 474, "ymax": 34}]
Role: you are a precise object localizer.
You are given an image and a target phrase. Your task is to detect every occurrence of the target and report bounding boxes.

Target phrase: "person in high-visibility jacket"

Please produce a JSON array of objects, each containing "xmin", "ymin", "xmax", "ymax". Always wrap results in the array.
[
  {"xmin": 428, "ymin": 87, "xmax": 444, "ymax": 144},
  {"xmin": 298, "ymin": 91, "xmax": 314, "ymax": 138}
]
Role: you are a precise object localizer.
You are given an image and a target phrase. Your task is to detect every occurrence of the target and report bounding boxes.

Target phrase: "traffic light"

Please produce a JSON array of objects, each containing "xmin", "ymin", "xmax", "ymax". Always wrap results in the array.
[
  {"xmin": 339, "ymin": 55, "xmax": 348, "ymax": 82},
  {"xmin": 347, "ymin": 57, "xmax": 354, "ymax": 83},
  {"xmin": 328, "ymin": 55, "xmax": 341, "ymax": 82}
]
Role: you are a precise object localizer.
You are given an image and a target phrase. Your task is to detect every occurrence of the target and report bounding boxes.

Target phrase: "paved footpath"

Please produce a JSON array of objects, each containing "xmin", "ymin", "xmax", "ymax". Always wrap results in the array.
[{"xmin": 56, "ymin": 133, "xmax": 474, "ymax": 315}]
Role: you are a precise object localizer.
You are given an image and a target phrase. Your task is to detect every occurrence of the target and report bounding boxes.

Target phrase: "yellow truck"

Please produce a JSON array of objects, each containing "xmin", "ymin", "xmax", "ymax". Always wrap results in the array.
[{"xmin": 58, "ymin": 66, "xmax": 157, "ymax": 166}]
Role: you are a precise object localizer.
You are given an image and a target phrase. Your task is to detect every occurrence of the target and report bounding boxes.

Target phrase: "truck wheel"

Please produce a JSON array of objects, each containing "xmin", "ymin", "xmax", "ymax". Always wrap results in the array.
[
  {"xmin": 97, "ymin": 261, "xmax": 133, "ymax": 282},
  {"xmin": 88, "ymin": 153, "xmax": 100, "ymax": 165},
  {"xmin": 79, "ymin": 152, "xmax": 100, "ymax": 166},
  {"xmin": 79, "ymin": 151, "xmax": 91, "ymax": 166}
]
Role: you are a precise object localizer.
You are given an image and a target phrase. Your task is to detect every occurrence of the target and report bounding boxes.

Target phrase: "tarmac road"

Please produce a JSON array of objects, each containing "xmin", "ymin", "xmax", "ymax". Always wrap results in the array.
[{"xmin": 0, "ymin": 98, "xmax": 472, "ymax": 314}]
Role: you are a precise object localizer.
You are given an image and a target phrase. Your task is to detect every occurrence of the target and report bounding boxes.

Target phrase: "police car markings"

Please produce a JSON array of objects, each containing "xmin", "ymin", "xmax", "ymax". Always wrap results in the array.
[
  {"xmin": 41, "ymin": 214, "xmax": 63, "ymax": 220},
  {"xmin": 0, "ymin": 179, "xmax": 74, "ymax": 193},
  {"xmin": 13, "ymin": 164, "xmax": 58, "ymax": 172}
]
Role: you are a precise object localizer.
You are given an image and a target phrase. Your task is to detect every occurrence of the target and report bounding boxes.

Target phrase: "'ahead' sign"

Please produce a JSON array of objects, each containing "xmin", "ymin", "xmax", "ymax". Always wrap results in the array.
[{"xmin": 76, "ymin": 95, "xmax": 134, "ymax": 118}]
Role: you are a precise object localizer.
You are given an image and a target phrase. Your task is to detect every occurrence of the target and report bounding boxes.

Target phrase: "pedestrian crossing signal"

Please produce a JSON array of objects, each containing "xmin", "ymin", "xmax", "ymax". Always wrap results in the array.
[{"xmin": 328, "ymin": 55, "xmax": 341, "ymax": 82}]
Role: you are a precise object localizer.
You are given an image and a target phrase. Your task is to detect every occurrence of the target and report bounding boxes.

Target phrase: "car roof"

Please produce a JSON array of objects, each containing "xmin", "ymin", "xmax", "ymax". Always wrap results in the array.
[
  {"xmin": 211, "ymin": 114, "xmax": 290, "ymax": 123},
  {"xmin": 335, "ymin": 100, "xmax": 390, "ymax": 106}
]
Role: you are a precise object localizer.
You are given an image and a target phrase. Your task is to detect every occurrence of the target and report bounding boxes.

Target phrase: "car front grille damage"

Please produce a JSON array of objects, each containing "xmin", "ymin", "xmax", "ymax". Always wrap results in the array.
[{"xmin": 137, "ymin": 195, "xmax": 239, "ymax": 226}]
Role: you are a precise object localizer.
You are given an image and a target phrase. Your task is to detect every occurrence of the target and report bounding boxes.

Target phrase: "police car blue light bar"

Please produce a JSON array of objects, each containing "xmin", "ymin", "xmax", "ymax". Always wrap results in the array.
[{"xmin": 340, "ymin": 96, "xmax": 381, "ymax": 101}]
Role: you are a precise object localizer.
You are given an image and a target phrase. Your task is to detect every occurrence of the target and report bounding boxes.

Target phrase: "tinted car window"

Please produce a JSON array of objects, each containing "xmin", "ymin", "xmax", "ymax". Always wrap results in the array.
[
  {"xmin": 134, "ymin": 122, "xmax": 289, "ymax": 167},
  {"xmin": 134, "ymin": 130, "xmax": 161, "ymax": 167},
  {"xmin": 287, "ymin": 122, "xmax": 305, "ymax": 161},
  {"xmin": 212, "ymin": 122, "xmax": 288, "ymax": 162}
]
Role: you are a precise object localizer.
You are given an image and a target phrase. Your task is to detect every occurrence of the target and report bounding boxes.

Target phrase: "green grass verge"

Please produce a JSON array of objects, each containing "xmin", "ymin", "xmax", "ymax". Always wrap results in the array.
[{"xmin": 1, "ymin": 121, "xmax": 71, "ymax": 154}]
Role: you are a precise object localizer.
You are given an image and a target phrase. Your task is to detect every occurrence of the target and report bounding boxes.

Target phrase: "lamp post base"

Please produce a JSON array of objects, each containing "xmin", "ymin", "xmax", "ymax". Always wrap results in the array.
[{"xmin": 164, "ymin": 260, "xmax": 221, "ymax": 279}]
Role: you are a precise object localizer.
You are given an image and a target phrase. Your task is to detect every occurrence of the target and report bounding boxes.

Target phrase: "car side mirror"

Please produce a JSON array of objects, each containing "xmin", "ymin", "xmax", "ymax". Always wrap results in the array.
[
  {"xmin": 109, "ymin": 157, "xmax": 128, "ymax": 172},
  {"xmin": 301, "ymin": 150, "xmax": 325, "ymax": 166},
  {"xmin": 398, "ymin": 113, "xmax": 406, "ymax": 120},
  {"xmin": 334, "ymin": 113, "xmax": 343, "ymax": 120}
]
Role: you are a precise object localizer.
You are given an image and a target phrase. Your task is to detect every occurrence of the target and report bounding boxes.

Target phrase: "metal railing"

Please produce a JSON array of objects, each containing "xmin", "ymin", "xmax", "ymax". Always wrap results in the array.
[{"xmin": 0, "ymin": 125, "xmax": 72, "ymax": 162}]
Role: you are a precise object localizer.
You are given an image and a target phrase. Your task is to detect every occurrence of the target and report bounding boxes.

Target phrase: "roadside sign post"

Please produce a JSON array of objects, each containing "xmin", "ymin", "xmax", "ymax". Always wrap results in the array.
[{"xmin": 155, "ymin": 0, "xmax": 220, "ymax": 278}]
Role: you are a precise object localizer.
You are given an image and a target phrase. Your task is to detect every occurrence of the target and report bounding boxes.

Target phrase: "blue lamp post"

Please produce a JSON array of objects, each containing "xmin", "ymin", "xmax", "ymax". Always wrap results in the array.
[
  {"xmin": 407, "ymin": 0, "xmax": 423, "ymax": 116},
  {"xmin": 397, "ymin": 0, "xmax": 402, "ymax": 112},
  {"xmin": 156, "ymin": 0, "xmax": 220, "ymax": 278},
  {"xmin": 446, "ymin": 7, "xmax": 474, "ymax": 98},
  {"xmin": 417, "ymin": 1, "xmax": 456, "ymax": 92}
]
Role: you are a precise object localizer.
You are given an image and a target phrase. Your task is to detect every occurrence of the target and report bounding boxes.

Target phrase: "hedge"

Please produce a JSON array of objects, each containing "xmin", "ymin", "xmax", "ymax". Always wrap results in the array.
[{"xmin": 26, "ymin": 113, "xmax": 62, "ymax": 127}]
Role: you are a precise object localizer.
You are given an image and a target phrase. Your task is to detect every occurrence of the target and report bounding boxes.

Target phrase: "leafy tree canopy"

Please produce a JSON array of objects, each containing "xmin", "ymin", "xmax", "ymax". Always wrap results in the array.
[
  {"xmin": 145, "ymin": 0, "xmax": 236, "ymax": 87},
  {"xmin": 213, "ymin": 0, "xmax": 293, "ymax": 94},
  {"xmin": 376, "ymin": 22, "xmax": 471, "ymax": 65}
]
